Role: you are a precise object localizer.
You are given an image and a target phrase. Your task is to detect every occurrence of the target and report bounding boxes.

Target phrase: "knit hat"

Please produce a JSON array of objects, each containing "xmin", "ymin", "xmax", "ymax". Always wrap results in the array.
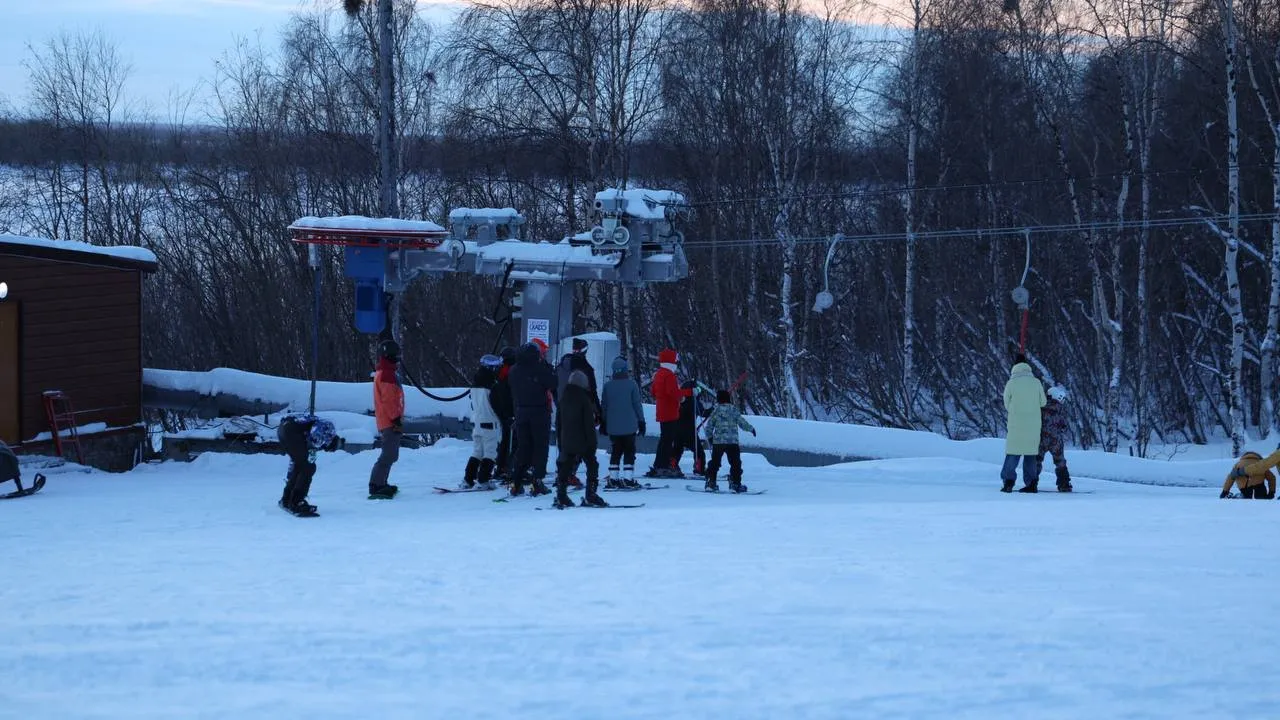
[
  {"xmin": 572, "ymin": 337, "xmax": 588, "ymax": 351},
  {"xmin": 568, "ymin": 370, "xmax": 590, "ymax": 389},
  {"xmin": 658, "ymin": 348, "xmax": 678, "ymax": 364},
  {"xmin": 611, "ymin": 357, "xmax": 629, "ymax": 375},
  {"xmin": 716, "ymin": 389, "xmax": 731, "ymax": 404}
]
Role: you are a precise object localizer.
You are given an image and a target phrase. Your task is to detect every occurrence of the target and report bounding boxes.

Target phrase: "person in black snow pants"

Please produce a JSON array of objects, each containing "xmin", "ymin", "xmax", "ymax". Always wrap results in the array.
[
  {"xmin": 703, "ymin": 390, "xmax": 756, "ymax": 493},
  {"xmin": 553, "ymin": 370, "xmax": 606, "ymax": 509},
  {"xmin": 506, "ymin": 341, "xmax": 556, "ymax": 497},
  {"xmin": 670, "ymin": 380, "xmax": 707, "ymax": 477},
  {"xmin": 1039, "ymin": 385, "xmax": 1073, "ymax": 492},
  {"xmin": 277, "ymin": 414, "xmax": 342, "ymax": 517},
  {"xmin": 600, "ymin": 356, "xmax": 646, "ymax": 490},
  {"xmin": 492, "ymin": 346, "xmax": 517, "ymax": 481}
]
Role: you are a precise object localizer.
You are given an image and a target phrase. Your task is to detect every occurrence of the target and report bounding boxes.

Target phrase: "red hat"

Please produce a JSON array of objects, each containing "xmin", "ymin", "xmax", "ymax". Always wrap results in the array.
[
  {"xmin": 658, "ymin": 348, "xmax": 678, "ymax": 364},
  {"xmin": 532, "ymin": 338, "xmax": 548, "ymax": 355}
]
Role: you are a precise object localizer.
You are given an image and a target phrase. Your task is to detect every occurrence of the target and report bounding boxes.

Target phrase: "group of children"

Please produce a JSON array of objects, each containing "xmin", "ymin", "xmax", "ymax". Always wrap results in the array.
[{"xmin": 462, "ymin": 344, "xmax": 759, "ymax": 509}]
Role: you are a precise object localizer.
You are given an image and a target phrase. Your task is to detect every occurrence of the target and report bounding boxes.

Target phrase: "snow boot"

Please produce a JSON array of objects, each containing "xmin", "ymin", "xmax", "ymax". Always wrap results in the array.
[
  {"xmin": 369, "ymin": 484, "xmax": 399, "ymax": 500},
  {"xmin": 704, "ymin": 476, "xmax": 720, "ymax": 492},
  {"xmin": 729, "ymin": 478, "xmax": 748, "ymax": 494},
  {"xmin": 567, "ymin": 475, "xmax": 584, "ymax": 490},
  {"xmin": 552, "ymin": 479, "xmax": 575, "ymax": 509},
  {"xmin": 581, "ymin": 478, "xmax": 609, "ymax": 507},
  {"xmin": 280, "ymin": 498, "xmax": 319, "ymax": 517},
  {"xmin": 605, "ymin": 465, "xmax": 622, "ymax": 489},
  {"xmin": 462, "ymin": 457, "xmax": 480, "ymax": 488},
  {"xmin": 1055, "ymin": 466, "xmax": 1073, "ymax": 492},
  {"xmin": 530, "ymin": 477, "xmax": 552, "ymax": 497},
  {"xmin": 1001, "ymin": 479, "xmax": 1015, "ymax": 493},
  {"xmin": 622, "ymin": 465, "xmax": 641, "ymax": 489},
  {"xmin": 1018, "ymin": 480, "xmax": 1039, "ymax": 493}
]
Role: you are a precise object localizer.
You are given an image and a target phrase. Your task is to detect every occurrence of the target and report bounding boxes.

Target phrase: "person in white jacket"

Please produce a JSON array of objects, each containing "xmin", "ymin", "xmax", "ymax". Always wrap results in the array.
[
  {"xmin": 461, "ymin": 354, "xmax": 504, "ymax": 490},
  {"xmin": 1001, "ymin": 354, "xmax": 1047, "ymax": 493}
]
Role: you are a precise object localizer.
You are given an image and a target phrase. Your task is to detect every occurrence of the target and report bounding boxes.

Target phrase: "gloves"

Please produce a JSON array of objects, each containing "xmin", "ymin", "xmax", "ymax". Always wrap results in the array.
[
  {"xmin": 681, "ymin": 380, "xmax": 697, "ymax": 390},
  {"xmin": 391, "ymin": 416, "xmax": 403, "ymax": 431},
  {"xmin": 638, "ymin": 420, "xmax": 647, "ymax": 436},
  {"xmin": 1220, "ymin": 489, "xmax": 1231, "ymax": 499}
]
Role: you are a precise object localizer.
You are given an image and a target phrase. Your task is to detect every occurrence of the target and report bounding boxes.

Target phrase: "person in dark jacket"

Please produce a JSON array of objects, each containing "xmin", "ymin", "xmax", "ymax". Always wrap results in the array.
[
  {"xmin": 554, "ymin": 370, "xmax": 605, "ymax": 508},
  {"xmin": 670, "ymin": 380, "xmax": 707, "ymax": 477},
  {"xmin": 277, "ymin": 414, "xmax": 342, "ymax": 517},
  {"xmin": 492, "ymin": 346, "xmax": 517, "ymax": 481},
  {"xmin": 600, "ymin": 357, "xmax": 646, "ymax": 489},
  {"xmin": 506, "ymin": 341, "xmax": 556, "ymax": 497}
]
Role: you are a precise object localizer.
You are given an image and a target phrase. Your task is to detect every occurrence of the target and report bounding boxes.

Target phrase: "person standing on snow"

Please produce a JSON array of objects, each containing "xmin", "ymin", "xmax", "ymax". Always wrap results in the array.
[
  {"xmin": 553, "ymin": 370, "xmax": 606, "ymax": 508},
  {"xmin": 670, "ymin": 380, "xmax": 707, "ymax": 477},
  {"xmin": 1039, "ymin": 385, "xmax": 1074, "ymax": 492},
  {"xmin": 648, "ymin": 348, "xmax": 693, "ymax": 478},
  {"xmin": 461, "ymin": 354, "xmax": 503, "ymax": 490},
  {"xmin": 507, "ymin": 341, "xmax": 556, "ymax": 497},
  {"xmin": 601, "ymin": 356, "xmax": 646, "ymax": 490},
  {"xmin": 277, "ymin": 414, "xmax": 342, "ymax": 517},
  {"xmin": 703, "ymin": 389, "xmax": 756, "ymax": 493},
  {"xmin": 1001, "ymin": 354, "xmax": 1047, "ymax": 493},
  {"xmin": 492, "ymin": 346, "xmax": 517, "ymax": 481},
  {"xmin": 368, "ymin": 339, "xmax": 403, "ymax": 500},
  {"xmin": 555, "ymin": 337, "xmax": 599, "ymax": 487}
]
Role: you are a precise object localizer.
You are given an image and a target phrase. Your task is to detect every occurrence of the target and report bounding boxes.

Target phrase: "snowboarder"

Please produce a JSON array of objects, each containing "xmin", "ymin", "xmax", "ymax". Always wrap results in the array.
[
  {"xmin": 601, "ymin": 356, "xmax": 646, "ymax": 489},
  {"xmin": 1222, "ymin": 451, "xmax": 1278, "ymax": 499},
  {"xmin": 669, "ymin": 379, "xmax": 707, "ymax": 477},
  {"xmin": 0, "ymin": 440, "xmax": 45, "ymax": 499},
  {"xmin": 648, "ymin": 348, "xmax": 693, "ymax": 478},
  {"xmin": 461, "ymin": 354, "xmax": 503, "ymax": 490},
  {"xmin": 555, "ymin": 337, "xmax": 598, "ymax": 488},
  {"xmin": 553, "ymin": 370, "xmax": 606, "ymax": 508},
  {"xmin": 277, "ymin": 413, "xmax": 342, "ymax": 516},
  {"xmin": 1001, "ymin": 354, "xmax": 1047, "ymax": 493},
  {"xmin": 493, "ymin": 346, "xmax": 517, "ymax": 481},
  {"xmin": 368, "ymin": 339, "xmax": 403, "ymax": 500},
  {"xmin": 1039, "ymin": 385, "xmax": 1073, "ymax": 492},
  {"xmin": 507, "ymin": 341, "xmax": 556, "ymax": 497},
  {"xmin": 703, "ymin": 389, "xmax": 756, "ymax": 493}
]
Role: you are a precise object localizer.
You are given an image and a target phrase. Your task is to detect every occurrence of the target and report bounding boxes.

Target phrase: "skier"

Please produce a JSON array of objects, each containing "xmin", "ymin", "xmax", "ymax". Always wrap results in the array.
[
  {"xmin": 1001, "ymin": 354, "xmax": 1047, "ymax": 493},
  {"xmin": 601, "ymin": 356, "xmax": 646, "ymax": 489},
  {"xmin": 669, "ymin": 379, "xmax": 707, "ymax": 477},
  {"xmin": 277, "ymin": 413, "xmax": 342, "ymax": 517},
  {"xmin": 492, "ymin": 346, "xmax": 517, "ymax": 481},
  {"xmin": 1039, "ymin": 385, "xmax": 1074, "ymax": 492},
  {"xmin": 507, "ymin": 341, "xmax": 556, "ymax": 497},
  {"xmin": 647, "ymin": 348, "xmax": 693, "ymax": 478},
  {"xmin": 553, "ymin": 370, "xmax": 606, "ymax": 508},
  {"xmin": 1222, "ymin": 451, "xmax": 1278, "ymax": 499},
  {"xmin": 368, "ymin": 339, "xmax": 402, "ymax": 500},
  {"xmin": 0, "ymin": 440, "xmax": 45, "ymax": 499},
  {"xmin": 461, "ymin": 354, "xmax": 503, "ymax": 490},
  {"xmin": 702, "ymin": 389, "xmax": 756, "ymax": 493}
]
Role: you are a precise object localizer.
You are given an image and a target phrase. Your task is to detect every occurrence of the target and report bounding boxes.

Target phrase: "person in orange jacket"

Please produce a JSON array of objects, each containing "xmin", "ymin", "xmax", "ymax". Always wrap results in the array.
[
  {"xmin": 1223, "ymin": 450, "xmax": 1278, "ymax": 499},
  {"xmin": 368, "ymin": 339, "xmax": 403, "ymax": 499},
  {"xmin": 647, "ymin": 348, "xmax": 693, "ymax": 478}
]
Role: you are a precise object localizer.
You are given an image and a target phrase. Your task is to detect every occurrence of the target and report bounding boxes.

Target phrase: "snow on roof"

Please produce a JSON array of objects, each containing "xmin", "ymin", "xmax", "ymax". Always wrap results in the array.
[
  {"xmin": 0, "ymin": 234, "xmax": 158, "ymax": 265},
  {"xmin": 447, "ymin": 208, "xmax": 523, "ymax": 222},
  {"xmin": 290, "ymin": 216, "xmax": 447, "ymax": 234},
  {"xmin": 466, "ymin": 239, "xmax": 620, "ymax": 266},
  {"xmin": 594, "ymin": 188, "xmax": 687, "ymax": 220}
]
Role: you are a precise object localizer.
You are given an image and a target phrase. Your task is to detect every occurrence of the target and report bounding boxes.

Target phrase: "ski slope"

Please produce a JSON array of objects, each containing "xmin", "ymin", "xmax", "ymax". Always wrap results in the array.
[{"xmin": 2, "ymin": 441, "xmax": 1275, "ymax": 719}]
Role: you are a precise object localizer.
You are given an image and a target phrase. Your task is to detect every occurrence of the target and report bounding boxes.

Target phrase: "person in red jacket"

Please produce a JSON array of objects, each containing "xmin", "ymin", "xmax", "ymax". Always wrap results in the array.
[
  {"xmin": 368, "ymin": 339, "xmax": 403, "ymax": 499},
  {"xmin": 647, "ymin": 348, "xmax": 693, "ymax": 478}
]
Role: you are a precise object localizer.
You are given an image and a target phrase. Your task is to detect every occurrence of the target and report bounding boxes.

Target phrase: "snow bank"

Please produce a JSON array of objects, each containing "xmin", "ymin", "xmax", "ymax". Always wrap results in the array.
[
  {"xmin": 0, "ymin": 234, "xmax": 157, "ymax": 264},
  {"xmin": 289, "ymin": 216, "xmax": 447, "ymax": 233}
]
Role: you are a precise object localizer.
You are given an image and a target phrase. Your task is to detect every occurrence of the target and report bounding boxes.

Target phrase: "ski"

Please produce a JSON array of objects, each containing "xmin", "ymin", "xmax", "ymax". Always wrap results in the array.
[
  {"xmin": 0, "ymin": 473, "xmax": 46, "ymax": 500},
  {"xmin": 433, "ymin": 486, "xmax": 496, "ymax": 494},
  {"xmin": 684, "ymin": 484, "xmax": 766, "ymax": 496}
]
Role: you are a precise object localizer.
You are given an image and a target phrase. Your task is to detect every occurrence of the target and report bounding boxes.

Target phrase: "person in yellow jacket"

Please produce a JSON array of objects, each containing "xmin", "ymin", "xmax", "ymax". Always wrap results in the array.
[
  {"xmin": 1222, "ymin": 450, "xmax": 1278, "ymax": 499},
  {"xmin": 1001, "ymin": 354, "xmax": 1047, "ymax": 493}
]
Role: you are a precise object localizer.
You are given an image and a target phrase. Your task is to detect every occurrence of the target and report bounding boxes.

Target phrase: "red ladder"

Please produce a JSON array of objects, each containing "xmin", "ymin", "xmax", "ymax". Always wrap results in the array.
[{"xmin": 42, "ymin": 390, "xmax": 84, "ymax": 464}]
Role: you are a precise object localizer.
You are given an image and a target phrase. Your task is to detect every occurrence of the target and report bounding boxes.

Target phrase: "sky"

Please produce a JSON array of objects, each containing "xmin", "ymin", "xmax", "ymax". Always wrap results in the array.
[{"xmin": 0, "ymin": 0, "xmax": 463, "ymax": 118}]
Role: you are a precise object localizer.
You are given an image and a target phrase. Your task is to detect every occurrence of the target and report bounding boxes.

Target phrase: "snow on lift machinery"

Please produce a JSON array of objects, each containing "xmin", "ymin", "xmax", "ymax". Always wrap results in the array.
[{"xmin": 287, "ymin": 188, "xmax": 691, "ymax": 360}]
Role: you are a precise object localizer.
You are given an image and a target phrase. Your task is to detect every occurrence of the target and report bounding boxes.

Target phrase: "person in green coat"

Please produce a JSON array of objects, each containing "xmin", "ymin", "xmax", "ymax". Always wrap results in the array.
[{"xmin": 1001, "ymin": 354, "xmax": 1047, "ymax": 493}]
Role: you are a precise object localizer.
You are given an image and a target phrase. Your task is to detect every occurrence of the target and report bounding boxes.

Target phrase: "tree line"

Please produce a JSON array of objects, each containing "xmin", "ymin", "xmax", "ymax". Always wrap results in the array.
[{"xmin": 0, "ymin": 0, "xmax": 1277, "ymax": 456}]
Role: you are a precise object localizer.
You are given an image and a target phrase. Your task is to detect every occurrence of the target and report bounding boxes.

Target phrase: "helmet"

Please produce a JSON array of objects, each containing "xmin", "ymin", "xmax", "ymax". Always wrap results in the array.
[
  {"xmin": 378, "ymin": 339, "xmax": 401, "ymax": 362},
  {"xmin": 499, "ymin": 346, "xmax": 517, "ymax": 364},
  {"xmin": 307, "ymin": 417, "xmax": 339, "ymax": 451},
  {"xmin": 480, "ymin": 353, "xmax": 503, "ymax": 369}
]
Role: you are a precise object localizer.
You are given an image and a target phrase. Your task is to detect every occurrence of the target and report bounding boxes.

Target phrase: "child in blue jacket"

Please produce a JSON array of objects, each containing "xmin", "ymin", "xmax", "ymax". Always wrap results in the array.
[{"xmin": 702, "ymin": 390, "xmax": 756, "ymax": 493}]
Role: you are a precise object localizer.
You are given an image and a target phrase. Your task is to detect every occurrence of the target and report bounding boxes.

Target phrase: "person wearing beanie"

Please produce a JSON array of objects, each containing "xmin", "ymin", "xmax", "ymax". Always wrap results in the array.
[
  {"xmin": 368, "ymin": 338, "xmax": 403, "ymax": 500},
  {"xmin": 492, "ymin": 346, "xmax": 517, "ymax": 481},
  {"xmin": 648, "ymin": 348, "xmax": 693, "ymax": 478},
  {"xmin": 555, "ymin": 337, "xmax": 600, "ymax": 487},
  {"xmin": 1001, "ymin": 353, "xmax": 1046, "ymax": 493},
  {"xmin": 601, "ymin": 356, "xmax": 646, "ymax": 489},
  {"xmin": 702, "ymin": 389, "xmax": 756, "ymax": 493},
  {"xmin": 506, "ymin": 341, "xmax": 557, "ymax": 497},
  {"xmin": 1039, "ymin": 384, "xmax": 1073, "ymax": 492},
  {"xmin": 461, "ymin": 354, "xmax": 503, "ymax": 490},
  {"xmin": 553, "ymin": 370, "xmax": 606, "ymax": 508}
]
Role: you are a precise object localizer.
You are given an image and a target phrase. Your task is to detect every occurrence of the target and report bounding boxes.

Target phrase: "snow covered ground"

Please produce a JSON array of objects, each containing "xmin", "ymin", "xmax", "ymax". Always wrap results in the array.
[{"xmin": 2, "ymin": 440, "xmax": 1276, "ymax": 719}]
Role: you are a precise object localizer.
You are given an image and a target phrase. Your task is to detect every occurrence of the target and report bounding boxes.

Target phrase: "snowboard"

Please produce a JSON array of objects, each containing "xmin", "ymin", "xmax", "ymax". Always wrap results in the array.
[
  {"xmin": 433, "ymin": 486, "xmax": 496, "ymax": 494},
  {"xmin": 684, "ymin": 484, "xmax": 767, "ymax": 496},
  {"xmin": 0, "ymin": 473, "xmax": 46, "ymax": 500},
  {"xmin": 537, "ymin": 503, "xmax": 645, "ymax": 510},
  {"xmin": 602, "ymin": 483, "xmax": 669, "ymax": 492}
]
